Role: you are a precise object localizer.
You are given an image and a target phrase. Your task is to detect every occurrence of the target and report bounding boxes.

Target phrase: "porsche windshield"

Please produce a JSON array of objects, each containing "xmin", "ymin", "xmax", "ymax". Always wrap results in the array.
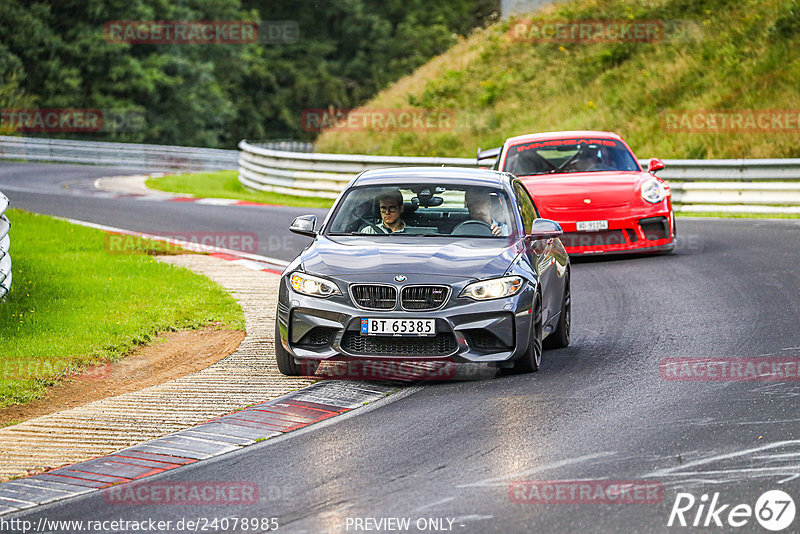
[
  {"xmin": 504, "ymin": 138, "xmax": 640, "ymax": 176},
  {"xmin": 326, "ymin": 184, "xmax": 516, "ymax": 238}
]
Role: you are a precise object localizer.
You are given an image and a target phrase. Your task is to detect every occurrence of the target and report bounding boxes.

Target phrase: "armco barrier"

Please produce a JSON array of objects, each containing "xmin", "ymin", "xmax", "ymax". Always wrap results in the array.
[
  {"xmin": 238, "ymin": 140, "xmax": 476, "ymax": 199},
  {"xmin": 239, "ymin": 140, "xmax": 800, "ymax": 211},
  {"xmin": 0, "ymin": 190, "xmax": 11, "ymax": 299},
  {"xmin": 0, "ymin": 135, "xmax": 243, "ymax": 171},
  {"xmin": 2, "ymin": 135, "xmax": 799, "ymax": 211},
  {"xmin": 644, "ymin": 160, "xmax": 800, "ymax": 211}
]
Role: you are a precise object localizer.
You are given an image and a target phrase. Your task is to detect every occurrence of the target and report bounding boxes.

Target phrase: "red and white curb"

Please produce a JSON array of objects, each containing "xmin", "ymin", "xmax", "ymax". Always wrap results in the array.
[
  {"xmin": 0, "ymin": 381, "xmax": 399, "ymax": 515},
  {"xmin": 166, "ymin": 196, "xmax": 280, "ymax": 208},
  {"xmin": 58, "ymin": 217, "xmax": 289, "ymax": 275},
  {"xmin": 93, "ymin": 175, "xmax": 283, "ymax": 208}
]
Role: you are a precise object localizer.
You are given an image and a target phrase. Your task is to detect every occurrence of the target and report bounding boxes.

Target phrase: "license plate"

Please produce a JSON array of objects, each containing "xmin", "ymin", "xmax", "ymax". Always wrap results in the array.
[
  {"xmin": 576, "ymin": 220, "xmax": 609, "ymax": 232},
  {"xmin": 361, "ymin": 318, "xmax": 436, "ymax": 336}
]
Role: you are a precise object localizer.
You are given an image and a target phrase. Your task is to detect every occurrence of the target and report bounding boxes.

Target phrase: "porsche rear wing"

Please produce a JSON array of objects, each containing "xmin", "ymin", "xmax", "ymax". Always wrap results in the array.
[{"xmin": 476, "ymin": 146, "xmax": 501, "ymax": 168}]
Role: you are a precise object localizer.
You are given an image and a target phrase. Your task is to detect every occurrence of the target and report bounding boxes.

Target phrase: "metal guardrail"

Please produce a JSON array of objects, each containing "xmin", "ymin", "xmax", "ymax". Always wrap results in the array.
[
  {"xmin": 2, "ymin": 136, "xmax": 798, "ymax": 210},
  {"xmin": 0, "ymin": 135, "xmax": 239, "ymax": 171},
  {"xmin": 643, "ymin": 158, "xmax": 800, "ymax": 181},
  {"xmin": 642, "ymin": 160, "xmax": 800, "ymax": 210},
  {"xmin": 238, "ymin": 140, "xmax": 477, "ymax": 199},
  {"xmin": 0, "ymin": 190, "xmax": 11, "ymax": 299},
  {"xmin": 251, "ymin": 140, "xmax": 314, "ymax": 153},
  {"xmin": 239, "ymin": 140, "xmax": 800, "ymax": 210}
]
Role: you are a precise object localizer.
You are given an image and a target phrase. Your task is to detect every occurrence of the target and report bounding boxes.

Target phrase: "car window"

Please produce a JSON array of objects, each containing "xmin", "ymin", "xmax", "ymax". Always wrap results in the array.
[
  {"xmin": 513, "ymin": 182, "xmax": 537, "ymax": 233},
  {"xmin": 325, "ymin": 183, "xmax": 517, "ymax": 237},
  {"xmin": 503, "ymin": 138, "xmax": 640, "ymax": 176}
]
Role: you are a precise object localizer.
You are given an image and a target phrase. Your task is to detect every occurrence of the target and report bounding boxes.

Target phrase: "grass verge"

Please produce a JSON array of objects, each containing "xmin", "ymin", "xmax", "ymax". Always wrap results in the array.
[
  {"xmin": 0, "ymin": 209, "xmax": 245, "ymax": 408},
  {"xmin": 146, "ymin": 170, "xmax": 334, "ymax": 209}
]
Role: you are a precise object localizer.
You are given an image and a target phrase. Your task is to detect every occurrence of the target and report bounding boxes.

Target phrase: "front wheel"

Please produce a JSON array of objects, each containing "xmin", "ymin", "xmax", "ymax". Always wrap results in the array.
[
  {"xmin": 275, "ymin": 319, "xmax": 300, "ymax": 376},
  {"xmin": 544, "ymin": 271, "xmax": 570, "ymax": 349},
  {"xmin": 509, "ymin": 290, "xmax": 542, "ymax": 373}
]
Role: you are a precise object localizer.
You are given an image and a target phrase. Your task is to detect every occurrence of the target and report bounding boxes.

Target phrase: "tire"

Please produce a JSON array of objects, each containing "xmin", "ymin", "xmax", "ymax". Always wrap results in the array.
[
  {"xmin": 509, "ymin": 290, "xmax": 542, "ymax": 374},
  {"xmin": 275, "ymin": 319, "xmax": 301, "ymax": 376},
  {"xmin": 544, "ymin": 270, "xmax": 570, "ymax": 349}
]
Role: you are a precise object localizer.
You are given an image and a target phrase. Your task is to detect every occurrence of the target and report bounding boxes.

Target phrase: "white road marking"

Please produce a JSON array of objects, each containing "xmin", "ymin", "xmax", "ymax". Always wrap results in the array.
[
  {"xmin": 414, "ymin": 496, "xmax": 455, "ymax": 512},
  {"xmin": 648, "ymin": 440, "xmax": 800, "ymax": 476}
]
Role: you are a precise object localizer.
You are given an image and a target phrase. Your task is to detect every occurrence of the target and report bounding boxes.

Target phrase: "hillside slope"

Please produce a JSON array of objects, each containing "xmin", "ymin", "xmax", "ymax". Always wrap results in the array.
[{"xmin": 316, "ymin": 0, "xmax": 800, "ymax": 159}]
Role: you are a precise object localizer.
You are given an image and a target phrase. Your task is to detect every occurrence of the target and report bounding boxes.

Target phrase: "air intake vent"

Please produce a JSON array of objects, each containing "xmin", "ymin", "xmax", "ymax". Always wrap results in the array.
[
  {"xmin": 342, "ymin": 332, "xmax": 456, "ymax": 356},
  {"xmin": 350, "ymin": 285, "xmax": 397, "ymax": 310},
  {"xmin": 401, "ymin": 286, "xmax": 449, "ymax": 310}
]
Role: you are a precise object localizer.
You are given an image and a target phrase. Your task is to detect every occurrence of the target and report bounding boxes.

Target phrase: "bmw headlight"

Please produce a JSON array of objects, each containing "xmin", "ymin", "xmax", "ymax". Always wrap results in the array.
[
  {"xmin": 461, "ymin": 276, "xmax": 524, "ymax": 300},
  {"xmin": 641, "ymin": 179, "xmax": 667, "ymax": 203},
  {"xmin": 290, "ymin": 272, "xmax": 341, "ymax": 298}
]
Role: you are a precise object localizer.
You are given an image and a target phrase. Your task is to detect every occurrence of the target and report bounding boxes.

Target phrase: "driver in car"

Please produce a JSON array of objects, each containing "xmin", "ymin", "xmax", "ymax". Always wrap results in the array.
[
  {"xmin": 360, "ymin": 189, "xmax": 407, "ymax": 234},
  {"xmin": 569, "ymin": 145, "xmax": 604, "ymax": 172},
  {"xmin": 465, "ymin": 189, "xmax": 508, "ymax": 237}
]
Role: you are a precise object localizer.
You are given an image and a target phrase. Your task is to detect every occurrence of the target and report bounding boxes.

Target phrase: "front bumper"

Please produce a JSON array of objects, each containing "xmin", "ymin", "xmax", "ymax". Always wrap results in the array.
[
  {"xmin": 552, "ymin": 208, "xmax": 675, "ymax": 255},
  {"xmin": 277, "ymin": 277, "xmax": 536, "ymax": 365}
]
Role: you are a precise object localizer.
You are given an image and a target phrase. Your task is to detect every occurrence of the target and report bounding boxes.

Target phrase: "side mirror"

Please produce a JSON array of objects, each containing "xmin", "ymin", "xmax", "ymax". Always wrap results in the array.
[
  {"xmin": 530, "ymin": 218, "xmax": 563, "ymax": 240},
  {"xmin": 289, "ymin": 215, "xmax": 317, "ymax": 237},
  {"xmin": 648, "ymin": 158, "xmax": 666, "ymax": 174}
]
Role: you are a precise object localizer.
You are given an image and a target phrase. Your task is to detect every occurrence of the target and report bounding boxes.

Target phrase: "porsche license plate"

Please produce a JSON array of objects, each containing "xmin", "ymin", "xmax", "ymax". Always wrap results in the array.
[
  {"xmin": 577, "ymin": 220, "xmax": 609, "ymax": 232},
  {"xmin": 361, "ymin": 318, "xmax": 435, "ymax": 336}
]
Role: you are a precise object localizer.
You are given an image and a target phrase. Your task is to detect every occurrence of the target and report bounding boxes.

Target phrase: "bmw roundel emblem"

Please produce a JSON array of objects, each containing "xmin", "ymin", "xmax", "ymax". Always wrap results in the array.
[{"xmin": 394, "ymin": 275, "xmax": 407, "ymax": 282}]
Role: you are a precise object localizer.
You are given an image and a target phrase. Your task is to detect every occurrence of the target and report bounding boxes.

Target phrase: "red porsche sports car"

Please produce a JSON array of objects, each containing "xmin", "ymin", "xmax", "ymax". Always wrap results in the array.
[{"xmin": 479, "ymin": 131, "xmax": 675, "ymax": 255}]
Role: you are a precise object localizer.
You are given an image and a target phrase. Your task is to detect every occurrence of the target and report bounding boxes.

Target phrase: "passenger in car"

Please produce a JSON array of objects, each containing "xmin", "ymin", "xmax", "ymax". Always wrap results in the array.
[
  {"xmin": 465, "ymin": 189, "xmax": 508, "ymax": 236},
  {"xmin": 360, "ymin": 189, "xmax": 408, "ymax": 234}
]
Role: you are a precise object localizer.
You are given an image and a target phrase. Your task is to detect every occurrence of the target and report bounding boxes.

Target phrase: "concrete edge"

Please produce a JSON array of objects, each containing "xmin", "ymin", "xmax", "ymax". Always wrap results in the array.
[{"xmin": 0, "ymin": 380, "xmax": 403, "ymax": 516}]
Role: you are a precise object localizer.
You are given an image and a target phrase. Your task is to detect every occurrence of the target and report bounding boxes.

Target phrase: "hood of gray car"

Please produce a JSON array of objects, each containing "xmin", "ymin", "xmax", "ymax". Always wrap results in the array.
[{"xmin": 301, "ymin": 235, "xmax": 523, "ymax": 280}]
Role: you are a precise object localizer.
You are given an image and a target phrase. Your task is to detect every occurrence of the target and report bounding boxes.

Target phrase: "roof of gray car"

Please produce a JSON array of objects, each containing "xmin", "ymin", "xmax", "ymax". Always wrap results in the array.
[{"xmin": 352, "ymin": 166, "xmax": 512, "ymax": 188}]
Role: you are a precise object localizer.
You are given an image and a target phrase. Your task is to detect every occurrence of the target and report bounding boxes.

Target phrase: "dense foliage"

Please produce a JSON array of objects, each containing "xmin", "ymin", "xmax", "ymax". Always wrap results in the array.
[{"xmin": 0, "ymin": 0, "xmax": 498, "ymax": 147}]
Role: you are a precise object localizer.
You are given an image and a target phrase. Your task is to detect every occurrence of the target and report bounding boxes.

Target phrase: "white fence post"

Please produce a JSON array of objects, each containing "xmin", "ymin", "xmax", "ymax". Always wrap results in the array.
[{"xmin": 0, "ymin": 190, "xmax": 11, "ymax": 299}]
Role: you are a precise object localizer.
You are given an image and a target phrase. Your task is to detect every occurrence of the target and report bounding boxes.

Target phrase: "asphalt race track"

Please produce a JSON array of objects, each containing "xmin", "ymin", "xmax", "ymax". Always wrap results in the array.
[{"xmin": 3, "ymin": 162, "xmax": 800, "ymax": 533}]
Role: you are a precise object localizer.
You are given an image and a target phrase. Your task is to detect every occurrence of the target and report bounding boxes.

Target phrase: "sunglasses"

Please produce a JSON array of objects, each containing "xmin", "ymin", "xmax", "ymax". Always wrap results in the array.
[{"xmin": 379, "ymin": 205, "xmax": 399, "ymax": 213}]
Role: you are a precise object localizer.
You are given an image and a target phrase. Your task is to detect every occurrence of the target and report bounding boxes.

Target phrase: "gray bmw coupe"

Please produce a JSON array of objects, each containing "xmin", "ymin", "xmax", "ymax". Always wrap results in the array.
[{"xmin": 275, "ymin": 167, "xmax": 570, "ymax": 376}]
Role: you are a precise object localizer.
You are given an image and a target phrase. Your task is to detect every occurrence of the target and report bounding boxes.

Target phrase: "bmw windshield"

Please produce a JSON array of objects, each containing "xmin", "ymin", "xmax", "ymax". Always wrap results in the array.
[{"xmin": 325, "ymin": 184, "xmax": 517, "ymax": 238}]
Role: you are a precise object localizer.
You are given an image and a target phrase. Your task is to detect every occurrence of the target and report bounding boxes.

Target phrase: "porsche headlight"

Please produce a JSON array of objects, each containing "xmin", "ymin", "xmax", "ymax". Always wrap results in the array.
[
  {"xmin": 461, "ymin": 276, "xmax": 524, "ymax": 300},
  {"xmin": 290, "ymin": 272, "xmax": 341, "ymax": 298},
  {"xmin": 641, "ymin": 179, "xmax": 667, "ymax": 203}
]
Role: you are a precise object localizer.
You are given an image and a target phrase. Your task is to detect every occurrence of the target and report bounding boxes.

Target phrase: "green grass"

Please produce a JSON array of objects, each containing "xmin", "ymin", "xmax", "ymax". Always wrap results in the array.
[
  {"xmin": 315, "ymin": 0, "xmax": 800, "ymax": 160},
  {"xmin": 146, "ymin": 171, "xmax": 334, "ymax": 209},
  {"xmin": 0, "ymin": 209, "xmax": 245, "ymax": 408}
]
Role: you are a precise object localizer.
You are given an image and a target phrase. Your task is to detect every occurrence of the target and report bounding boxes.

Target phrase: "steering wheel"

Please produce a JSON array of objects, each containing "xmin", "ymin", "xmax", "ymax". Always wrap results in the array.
[{"xmin": 452, "ymin": 220, "xmax": 493, "ymax": 236}]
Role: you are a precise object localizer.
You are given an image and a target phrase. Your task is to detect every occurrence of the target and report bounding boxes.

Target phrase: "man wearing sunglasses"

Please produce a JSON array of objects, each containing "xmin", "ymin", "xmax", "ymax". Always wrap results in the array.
[{"xmin": 360, "ymin": 189, "xmax": 407, "ymax": 234}]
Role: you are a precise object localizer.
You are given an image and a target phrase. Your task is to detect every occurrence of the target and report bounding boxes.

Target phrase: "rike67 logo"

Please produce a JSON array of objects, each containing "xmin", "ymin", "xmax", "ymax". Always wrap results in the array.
[{"xmin": 668, "ymin": 490, "xmax": 795, "ymax": 531}]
